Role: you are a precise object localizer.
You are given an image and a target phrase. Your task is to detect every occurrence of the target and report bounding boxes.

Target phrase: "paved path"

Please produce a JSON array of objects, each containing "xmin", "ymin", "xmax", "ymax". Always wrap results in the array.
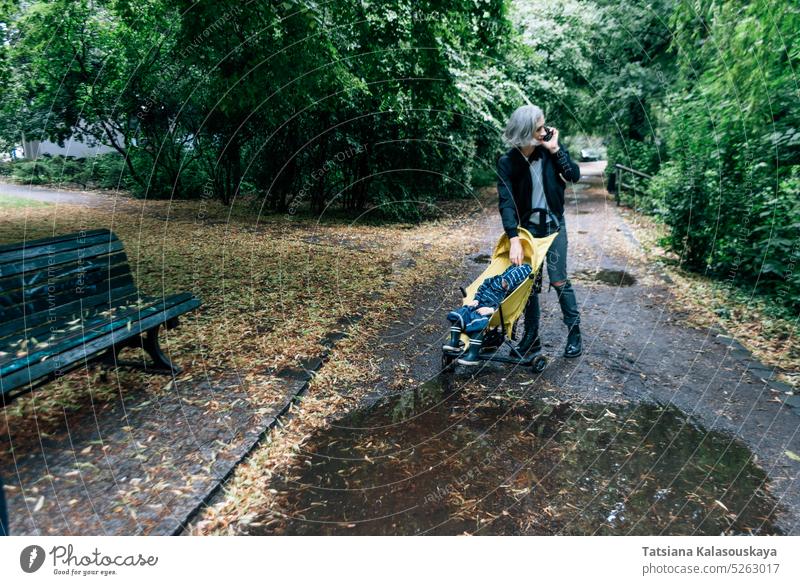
[
  {"xmin": 0, "ymin": 180, "xmax": 110, "ymax": 207},
  {"xmin": 246, "ymin": 161, "xmax": 800, "ymax": 535}
]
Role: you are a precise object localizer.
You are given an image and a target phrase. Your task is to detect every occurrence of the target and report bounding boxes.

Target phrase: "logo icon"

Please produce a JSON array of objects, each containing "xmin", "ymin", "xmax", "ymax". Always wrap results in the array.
[{"xmin": 20, "ymin": 545, "xmax": 46, "ymax": 573}]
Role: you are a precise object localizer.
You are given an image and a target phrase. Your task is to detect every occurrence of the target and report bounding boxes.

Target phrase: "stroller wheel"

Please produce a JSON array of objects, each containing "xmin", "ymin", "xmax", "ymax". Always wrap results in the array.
[
  {"xmin": 441, "ymin": 352, "xmax": 457, "ymax": 371},
  {"xmin": 531, "ymin": 355, "xmax": 547, "ymax": 373}
]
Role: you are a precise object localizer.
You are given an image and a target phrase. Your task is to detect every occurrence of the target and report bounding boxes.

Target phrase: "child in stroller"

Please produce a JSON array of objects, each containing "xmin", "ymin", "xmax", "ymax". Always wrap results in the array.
[
  {"xmin": 443, "ymin": 263, "xmax": 532, "ymax": 359},
  {"xmin": 441, "ymin": 227, "xmax": 557, "ymax": 372}
]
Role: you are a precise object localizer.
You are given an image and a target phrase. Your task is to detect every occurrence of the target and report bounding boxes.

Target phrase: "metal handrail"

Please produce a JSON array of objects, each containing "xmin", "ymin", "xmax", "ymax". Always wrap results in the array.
[
  {"xmin": 615, "ymin": 164, "xmax": 652, "ymax": 179},
  {"xmin": 613, "ymin": 163, "xmax": 652, "ymax": 206}
]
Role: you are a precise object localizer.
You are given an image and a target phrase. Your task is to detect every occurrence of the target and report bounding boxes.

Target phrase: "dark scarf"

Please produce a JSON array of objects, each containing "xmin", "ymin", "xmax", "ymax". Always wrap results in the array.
[{"xmin": 526, "ymin": 145, "xmax": 544, "ymax": 162}]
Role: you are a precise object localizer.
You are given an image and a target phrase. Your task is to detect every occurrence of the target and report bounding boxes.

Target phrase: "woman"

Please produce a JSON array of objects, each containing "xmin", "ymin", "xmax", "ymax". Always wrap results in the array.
[{"xmin": 496, "ymin": 104, "xmax": 582, "ymax": 358}]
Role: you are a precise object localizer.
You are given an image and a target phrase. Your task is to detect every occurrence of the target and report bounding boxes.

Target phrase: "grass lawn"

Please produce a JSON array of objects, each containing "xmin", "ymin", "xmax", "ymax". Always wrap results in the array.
[{"xmin": 0, "ymin": 193, "xmax": 51, "ymax": 208}]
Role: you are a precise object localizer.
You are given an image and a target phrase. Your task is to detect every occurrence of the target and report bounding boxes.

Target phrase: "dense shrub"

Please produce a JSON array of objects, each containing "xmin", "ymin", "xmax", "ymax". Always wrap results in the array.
[
  {"xmin": 8, "ymin": 153, "xmax": 141, "ymax": 191},
  {"xmin": 10, "ymin": 158, "xmax": 54, "ymax": 184},
  {"xmin": 589, "ymin": 0, "xmax": 799, "ymax": 312},
  {"xmin": 646, "ymin": 0, "xmax": 800, "ymax": 312}
]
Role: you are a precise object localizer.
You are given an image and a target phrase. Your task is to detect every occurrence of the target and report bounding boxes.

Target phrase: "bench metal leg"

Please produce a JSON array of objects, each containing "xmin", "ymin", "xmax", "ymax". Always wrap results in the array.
[
  {"xmin": 88, "ymin": 326, "xmax": 180, "ymax": 377},
  {"xmin": 142, "ymin": 325, "xmax": 181, "ymax": 375}
]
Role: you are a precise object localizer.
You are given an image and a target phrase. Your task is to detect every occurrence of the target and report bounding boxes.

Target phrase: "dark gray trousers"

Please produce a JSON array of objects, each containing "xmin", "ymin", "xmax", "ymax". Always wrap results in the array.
[{"xmin": 523, "ymin": 216, "xmax": 580, "ymax": 331}]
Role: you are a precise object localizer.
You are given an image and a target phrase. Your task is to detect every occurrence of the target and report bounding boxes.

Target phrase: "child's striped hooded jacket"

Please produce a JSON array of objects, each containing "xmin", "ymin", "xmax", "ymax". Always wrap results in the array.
[
  {"xmin": 474, "ymin": 263, "xmax": 532, "ymax": 309},
  {"xmin": 447, "ymin": 263, "xmax": 532, "ymax": 334}
]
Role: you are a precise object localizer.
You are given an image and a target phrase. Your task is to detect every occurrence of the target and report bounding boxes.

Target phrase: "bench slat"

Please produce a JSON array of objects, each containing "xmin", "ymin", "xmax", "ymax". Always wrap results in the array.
[
  {"xmin": 0, "ymin": 289, "xmax": 142, "ymax": 352},
  {"xmin": 0, "ymin": 230, "xmax": 118, "ymax": 264},
  {"xmin": 0, "ymin": 240, "xmax": 125, "ymax": 278},
  {"xmin": 0, "ymin": 272, "xmax": 136, "ymax": 324},
  {"xmin": 0, "ymin": 284, "xmax": 139, "ymax": 340},
  {"xmin": 0, "ymin": 292, "xmax": 148, "ymax": 357},
  {"xmin": 0, "ymin": 288, "xmax": 156, "ymax": 357},
  {"xmin": 0, "ymin": 251, "xmax": 129, "ymax": 295},
  {"xmin": 0, "ymin": 292, "xmax": 197, "ymax": 378},
  {"xmin": 0, "ymin": 229, "xmax": 112, "ymax": 254},
  {"xmin": 1, "ymin": 296, "xmax": 200, "ymax": 394},
  {"xmin": 0, "ymin": 255, "xmax": 131, "ymax": 312}
]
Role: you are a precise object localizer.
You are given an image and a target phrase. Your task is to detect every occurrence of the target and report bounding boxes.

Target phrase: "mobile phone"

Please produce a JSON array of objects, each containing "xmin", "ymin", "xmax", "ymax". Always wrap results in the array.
[{"xmin": 542, "ymin": 126, "xmax": 554, "ymax": 142}]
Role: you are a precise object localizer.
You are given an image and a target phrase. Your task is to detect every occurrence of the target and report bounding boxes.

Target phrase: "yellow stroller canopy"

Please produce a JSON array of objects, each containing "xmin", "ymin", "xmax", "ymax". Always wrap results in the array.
[{"xmin": 462, "ymin": 227, "xmax": 558, "ymax": 340}]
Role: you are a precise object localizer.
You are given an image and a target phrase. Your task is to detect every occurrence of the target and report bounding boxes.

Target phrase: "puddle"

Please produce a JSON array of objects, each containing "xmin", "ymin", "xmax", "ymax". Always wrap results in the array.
[
  {"xmin": 578, "ymin": 269, "xmax": 637, "ymax": 286},
  {"xmin": 256, "ymin": 380, "xmax": 782, "ymax": 535}
]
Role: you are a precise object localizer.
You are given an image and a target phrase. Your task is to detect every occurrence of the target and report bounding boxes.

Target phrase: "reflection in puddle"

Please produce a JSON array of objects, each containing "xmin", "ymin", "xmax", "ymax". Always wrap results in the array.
[
  {"xmin": 257, "ymin": 379, "xmax": 781, "ymax": 535},
  {"xmin": 577, "ymin": 269, "xmax": 637, "ymax": 286}
]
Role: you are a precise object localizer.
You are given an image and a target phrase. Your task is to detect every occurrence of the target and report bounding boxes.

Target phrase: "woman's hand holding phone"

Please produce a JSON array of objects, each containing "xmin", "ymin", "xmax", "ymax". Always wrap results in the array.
[{"xmin": 542, "ymin": 126, "xmax": 560, "ymax": 153}]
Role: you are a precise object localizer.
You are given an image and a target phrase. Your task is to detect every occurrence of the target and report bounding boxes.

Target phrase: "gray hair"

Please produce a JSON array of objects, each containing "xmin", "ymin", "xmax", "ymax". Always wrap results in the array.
[{"xmin": 502, "ymin": 105, "xmax": 544, "ymax": 147}]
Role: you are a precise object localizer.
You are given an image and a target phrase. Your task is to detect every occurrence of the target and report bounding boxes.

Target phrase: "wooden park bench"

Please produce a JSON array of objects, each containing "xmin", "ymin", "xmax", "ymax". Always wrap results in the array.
[{"xmin": 0, "ymin": 229, "xmax": 201, "ymax": 404}]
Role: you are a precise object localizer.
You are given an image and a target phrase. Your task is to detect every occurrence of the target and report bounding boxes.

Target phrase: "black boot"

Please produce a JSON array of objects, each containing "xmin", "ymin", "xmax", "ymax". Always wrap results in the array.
[
  {"xmin": 442, "ymin": 327, "xmax": 464, "ymax": 353},
  {"xmin": 511, "ymin": 292, "xmax": 541, "ymax": 360},
  {"xmin": 510, "ymin": 328, "xmax": 542, "ymax": 359},
  {"xmin": 457, "ymin": 336, "xmax": 483, "ymax": 366},
  {"xmin": 564, "ymin": 324, "xmax": 582, "ymax": 358}
]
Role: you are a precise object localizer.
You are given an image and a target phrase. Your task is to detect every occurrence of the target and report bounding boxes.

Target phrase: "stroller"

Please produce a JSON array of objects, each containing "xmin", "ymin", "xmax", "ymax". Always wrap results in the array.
[{"xmin": 441, "ymin": 225, "xmax": 558, "ymax": 373}]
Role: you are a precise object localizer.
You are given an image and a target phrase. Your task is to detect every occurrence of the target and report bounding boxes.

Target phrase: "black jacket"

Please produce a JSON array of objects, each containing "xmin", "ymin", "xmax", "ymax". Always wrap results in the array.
[{"xmin": 497, "ymin": 144, "xmax": 581, "ymax": 238}]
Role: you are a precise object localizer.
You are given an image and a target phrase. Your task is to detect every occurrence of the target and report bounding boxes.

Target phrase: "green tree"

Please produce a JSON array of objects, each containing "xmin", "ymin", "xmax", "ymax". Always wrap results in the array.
[
  {"xmin": 510, "ymin": 0, "xmax": 599, "ymax": 132},
  {"xmin": 651, "ymin": 0, "xmax": 800, "ymax": 308},
  {"xmin": 2, "ymin": 0, "xmax": 208, "ymax": 197}
]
